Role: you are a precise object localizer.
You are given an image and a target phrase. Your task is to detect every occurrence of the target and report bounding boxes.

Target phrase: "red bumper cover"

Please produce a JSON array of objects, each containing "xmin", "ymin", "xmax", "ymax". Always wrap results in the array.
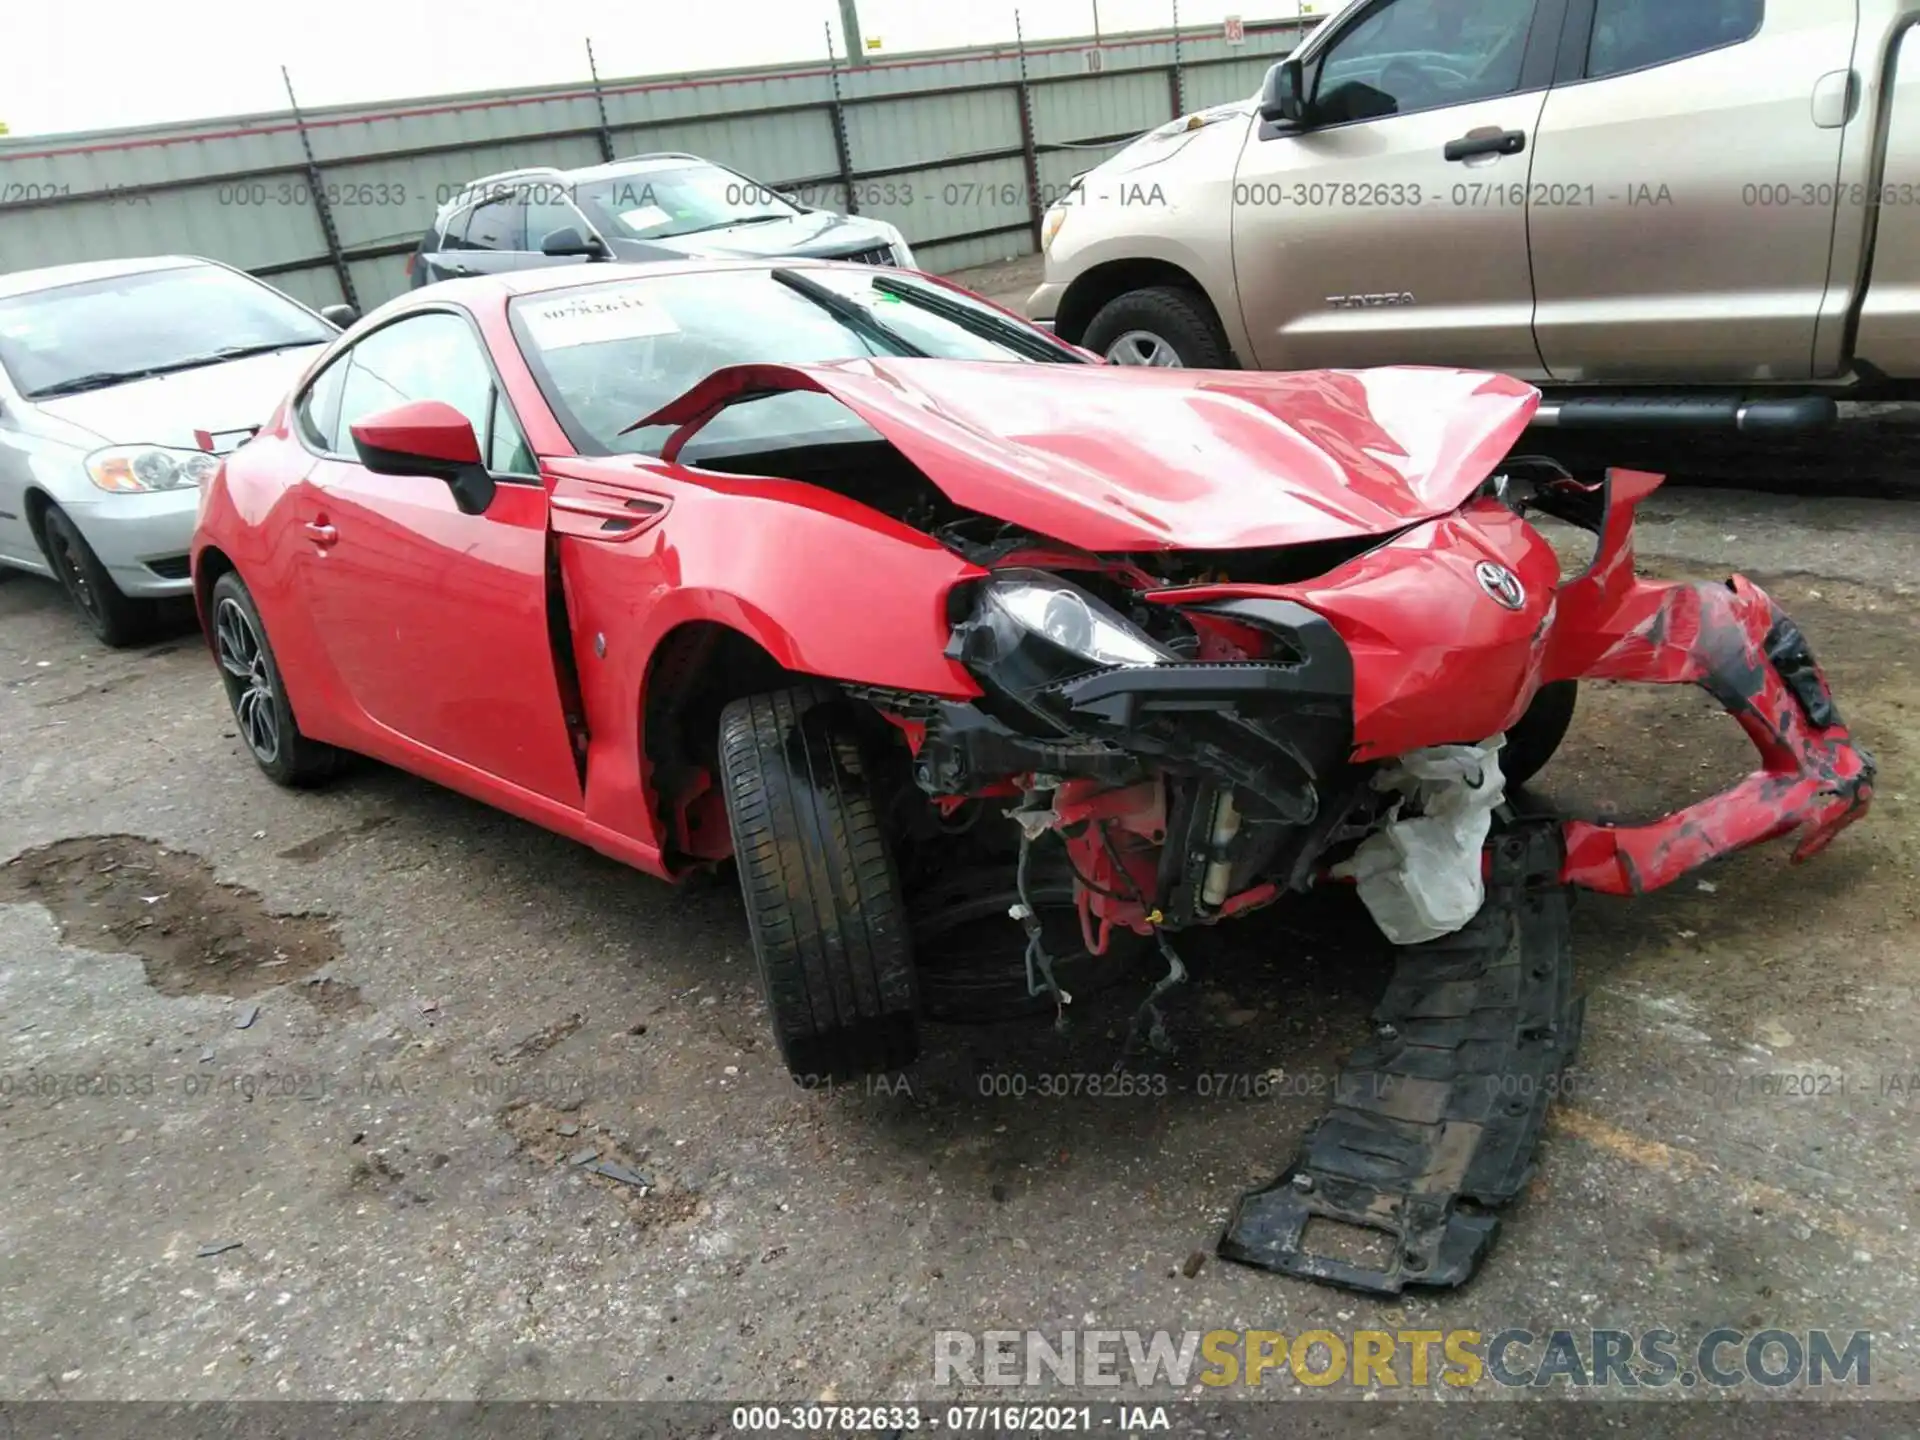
[{"xmin": 1549, "ymin": 473, "xmax": 1873, "ymax": 896}]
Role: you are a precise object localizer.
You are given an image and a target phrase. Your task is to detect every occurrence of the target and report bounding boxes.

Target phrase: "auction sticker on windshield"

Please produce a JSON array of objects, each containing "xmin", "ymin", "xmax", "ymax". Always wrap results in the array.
[
  {"xmin": 523, "ymin": 290, "xmax": 679, "ymax": 349},
  {"xmin": 616, "ymin": 205, "xmax": 674, "ymax": 231}
]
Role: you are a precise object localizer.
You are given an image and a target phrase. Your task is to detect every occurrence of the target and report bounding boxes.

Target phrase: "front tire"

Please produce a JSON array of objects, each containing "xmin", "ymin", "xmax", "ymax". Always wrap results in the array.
[
  {"xmin": 210, "ymin": 572, "xmax": 339, "ymax": 788},
  {"xmin": 911, "ymin": 869, "xmax": 1149, "ymax": 1024},
  {"xmin": 1082, "ymin": 286, "xmax": 1233, "ymax": 369},
  {"xmin": 719, "ymin": 686, "xmax": 919, "ymax": 1083},
  {"xmin": 40, "ymin": 504, "xmax": 159, "ymax": 648}
]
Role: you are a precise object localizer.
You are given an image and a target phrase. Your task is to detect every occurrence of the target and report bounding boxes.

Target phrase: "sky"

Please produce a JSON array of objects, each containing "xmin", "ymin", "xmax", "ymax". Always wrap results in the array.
[{"xmin": 2, "ymin": 0, "xmax": 1338, "ymax": 138}]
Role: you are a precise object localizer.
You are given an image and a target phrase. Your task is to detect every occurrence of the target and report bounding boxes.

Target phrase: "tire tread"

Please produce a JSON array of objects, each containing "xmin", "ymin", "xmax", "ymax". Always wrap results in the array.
[
  {"xmin": 1083, "ymin": 285, "xmax": 1233, "ymax": 368},
  {"xmin": 719, "ymin": 686, "xmax": 917, "ymax": 1082}
]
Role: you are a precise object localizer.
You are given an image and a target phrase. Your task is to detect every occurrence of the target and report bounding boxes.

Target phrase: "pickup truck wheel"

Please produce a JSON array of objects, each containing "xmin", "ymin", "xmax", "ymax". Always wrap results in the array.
[
  {"xmin": 1502, "ymin": 680, "xmax": 1578, "ymax": 790},
  {"xmin": 1083, "ymin": 286, "xmax": 1232, "ymax": 369},
  {"xmin": 719, "ymin": 686, "xmax": 920, "ymax": 1084}
]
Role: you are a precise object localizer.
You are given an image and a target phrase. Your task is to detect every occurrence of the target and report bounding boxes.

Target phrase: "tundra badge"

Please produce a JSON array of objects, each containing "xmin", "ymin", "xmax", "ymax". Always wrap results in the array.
[{"xmin": 1325, "ymin": 293, "xmax": 1417, "ymax": 309}]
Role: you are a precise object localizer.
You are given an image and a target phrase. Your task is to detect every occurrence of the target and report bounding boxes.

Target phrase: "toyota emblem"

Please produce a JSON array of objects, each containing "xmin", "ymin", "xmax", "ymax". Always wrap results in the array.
[{"xmin": 1476, "ymin": 561, "xmax": 1526, "ymax": 610}]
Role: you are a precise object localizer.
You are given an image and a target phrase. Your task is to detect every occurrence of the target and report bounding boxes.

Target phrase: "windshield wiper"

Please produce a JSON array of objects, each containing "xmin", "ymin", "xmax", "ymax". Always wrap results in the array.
[
  {"xmin": 663, "ymin": 214, "xmax": 792, "ymax": 237},
  {"xmin": 25, "ymin": 370, "xmax": 162, "ymax": 398},
  {"xmin": 204, "ymin": 340, "xmax": 327, "ymax": 362},
  {"xmin": 27, "ymin": 341, "xmax": 326, "ymax": 397},
  {"xmin": 140, "ymin": 340, "xmax": 326, "ymax": 377},
  {"xmin": 769, "ymin": 268, "xmax": 929, "ymax": 358},
  {"xmin": 868, "ymin": 273, "xmax": 1079, "ymax": 363}
]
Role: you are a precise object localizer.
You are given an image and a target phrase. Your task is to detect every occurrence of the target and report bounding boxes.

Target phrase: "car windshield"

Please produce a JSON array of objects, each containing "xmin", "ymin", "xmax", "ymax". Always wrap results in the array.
[
  {"xmin": 512, "ymin": 266, "xmax": 1078, "ymax": 463},
  {"xmin": 572, "ymin": 162, "xmax": 802, "ymax": 242},
  {"xmin": 0, "ymin": 264, "xmax": 333, "ymax": 399}
]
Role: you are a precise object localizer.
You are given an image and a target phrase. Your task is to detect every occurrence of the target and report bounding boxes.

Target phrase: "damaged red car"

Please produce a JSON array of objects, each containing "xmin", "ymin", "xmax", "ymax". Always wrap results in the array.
[{"xmin": 192, "ymin": 260, "xmax": 1872, "ymax": 1292}]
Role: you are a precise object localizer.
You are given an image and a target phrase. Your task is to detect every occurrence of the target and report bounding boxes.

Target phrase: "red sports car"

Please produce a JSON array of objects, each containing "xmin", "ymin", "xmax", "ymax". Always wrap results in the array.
[{"xmin": 192, "ymin": 259, "xmax": 1871, "ymax": 1291}]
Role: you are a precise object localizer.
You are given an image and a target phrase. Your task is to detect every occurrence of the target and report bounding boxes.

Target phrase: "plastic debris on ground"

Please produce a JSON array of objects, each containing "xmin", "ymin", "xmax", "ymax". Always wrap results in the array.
[{"xmin": 1331, "ymin": 738, "xmax": 1507, "ymax": 946}]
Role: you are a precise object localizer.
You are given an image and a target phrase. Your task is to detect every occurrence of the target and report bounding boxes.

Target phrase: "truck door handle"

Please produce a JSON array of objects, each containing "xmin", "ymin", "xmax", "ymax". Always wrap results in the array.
[
  {"xmin": 1444, "ymin": 129, "xmax": 1526, "ymax": 162},
  {"xmin": 304, "ymin": 521, "xmax": 338, "ymax": 546}
]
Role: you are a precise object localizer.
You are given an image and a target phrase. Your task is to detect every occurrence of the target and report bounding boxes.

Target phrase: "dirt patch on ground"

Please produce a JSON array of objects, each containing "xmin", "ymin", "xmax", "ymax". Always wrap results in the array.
[
  {"xmin": 0, "ymin": 834, "xmax": 341, "ymax": 1000},
  {"xmin": 275, "ymin": 814, "xmax": 393, "ymax": 863},
  {"xmin": 498, "ymin": 1100, "xmax": 703, "ymax": 1232},
  {"xmin": 299, "ymin": 973, "xmax": 373, "ymax": 1018}
]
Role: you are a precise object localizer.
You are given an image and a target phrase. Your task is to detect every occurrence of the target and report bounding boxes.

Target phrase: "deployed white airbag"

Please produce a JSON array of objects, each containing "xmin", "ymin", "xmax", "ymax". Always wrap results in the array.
[{"xmin": 1332, "ymin": 739, "xmax": 1508, "ymax": 946}]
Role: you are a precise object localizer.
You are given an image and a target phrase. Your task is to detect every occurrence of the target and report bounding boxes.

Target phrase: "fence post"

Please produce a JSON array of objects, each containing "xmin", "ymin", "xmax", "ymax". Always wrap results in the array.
[
  {"xmin": 281, "ymin": 67, "xmax": 358, "ymax": 311},
  {"xmin": 825, "ymin": 22, "xmax": 860, "ymax": 216},
  {"xmin": 1015, "ymin": 11, "xmax": 1044, "ymax": 253},
  {"xmin": 586, "ymin": 39, "xmax": 616, "ymax": 162},
  {"xmin": 1169, "ymin": 0, "xmax": 1187, "ymax": 117}
]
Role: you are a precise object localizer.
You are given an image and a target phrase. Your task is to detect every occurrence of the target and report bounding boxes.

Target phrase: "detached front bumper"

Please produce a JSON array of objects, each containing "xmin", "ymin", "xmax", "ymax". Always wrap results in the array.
[{"xmin": 1558, "ymin": 574, "xmax": 1873, "ymax": 896}]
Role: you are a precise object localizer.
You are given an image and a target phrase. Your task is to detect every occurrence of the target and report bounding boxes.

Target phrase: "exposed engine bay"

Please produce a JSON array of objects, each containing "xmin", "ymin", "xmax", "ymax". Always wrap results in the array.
[
  {"xmin": 842, "ymin": 462, "xmax": 1873, "ymax": 1293},
  {"xmin": 639, "ymin": 358, "xmax": 1873, "ymax": 1294}
]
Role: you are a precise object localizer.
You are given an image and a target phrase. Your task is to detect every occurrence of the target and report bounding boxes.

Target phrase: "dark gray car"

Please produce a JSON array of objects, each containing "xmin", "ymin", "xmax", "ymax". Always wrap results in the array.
[{"xmin": 408, "ymin": 153, "xmax": 915, "ymax": 288}]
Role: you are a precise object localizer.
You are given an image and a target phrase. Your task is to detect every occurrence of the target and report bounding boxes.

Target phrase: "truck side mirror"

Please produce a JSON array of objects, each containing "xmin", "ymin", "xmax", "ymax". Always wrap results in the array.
[{"xmin": 1260, "ymin": 59, "xmax": 1307, "ymax": 127}]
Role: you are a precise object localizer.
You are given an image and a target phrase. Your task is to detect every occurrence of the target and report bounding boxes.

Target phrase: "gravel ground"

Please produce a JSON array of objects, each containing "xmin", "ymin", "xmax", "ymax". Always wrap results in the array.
[{"xmin": 1, "ymin": 330, "xmax": 1918, "ymax": 1419}]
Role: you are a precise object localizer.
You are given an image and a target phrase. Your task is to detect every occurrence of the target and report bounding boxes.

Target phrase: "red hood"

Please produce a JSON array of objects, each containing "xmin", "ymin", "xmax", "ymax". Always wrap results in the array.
[{"xmin": 640, "ymin": 359, "xmax": 1540, "ymax": 552}]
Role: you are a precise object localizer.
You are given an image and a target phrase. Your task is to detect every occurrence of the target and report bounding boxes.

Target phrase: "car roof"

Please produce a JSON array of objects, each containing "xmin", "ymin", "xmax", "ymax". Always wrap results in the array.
[
  {"xmin": 0, "ymin": 254, "xmax": 208, "ymax": 301},
  {"xmin": 558, "ymin": 154, "xmax": 710, "ymax": 182},
  {"xmin": 386, "ymin": 257, "xmax": 836, "ymax": 318},
  {"xmin": 500, "ymin": 257, "xmax": 819, "ymax": 296}
]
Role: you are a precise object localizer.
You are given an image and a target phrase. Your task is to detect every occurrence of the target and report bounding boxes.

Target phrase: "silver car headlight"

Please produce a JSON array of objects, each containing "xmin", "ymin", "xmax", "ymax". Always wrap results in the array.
[
  {"xmin": 979, "ymin": 570, "xmax": 1171, "ymax": 670},
  {"xmin": 84, "ymin": 445, "xmax": 221, "ymax": 494}
]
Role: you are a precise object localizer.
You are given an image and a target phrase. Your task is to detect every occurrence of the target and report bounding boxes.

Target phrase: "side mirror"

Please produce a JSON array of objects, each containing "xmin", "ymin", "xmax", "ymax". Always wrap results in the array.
[
  {"xmin": 1260, "ymin": 59, "xmax": 1308, "ymax": 126},
  {"xmin": 350, "ymin": 400, "xmax": 496, "ymax": 515},
  {"xmin": 540, "ymin": 227, "xmax": 612, "ymax": 261},
  {"xmin": 319, "ymin": 302, "xmax": 359, "ymax": 328}
]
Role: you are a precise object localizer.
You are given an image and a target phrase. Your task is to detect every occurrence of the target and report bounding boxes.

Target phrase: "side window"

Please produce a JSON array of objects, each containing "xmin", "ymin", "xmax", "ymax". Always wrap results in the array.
[
  {"xmin": 1587, "ymin": 0, "xmax": 1763, "ymax": 80},
  {"xmin": 294, "ymin": 353, "xmax": 349, "ymax": 452},
  {"xmin": 334, "ymin": 312, "xmax": 497, "ymax": 456},
  {"xmin": 1313, "ymin": 0, "xmax": 1540, "ymax": 124},
  {"xmin": 486, "ymin": 388, "xmax": 536, "ymax": 475},
  {"xmin": 523, "ymin": 186, "xmax": 585, "ymax": 253},
  {"xmin": 439, "ymin": 206, "xmax": 475, "ymax": 251},
  {"xmin": 464, "ymin": 196, "xmax": 526, "ymax": 252}
]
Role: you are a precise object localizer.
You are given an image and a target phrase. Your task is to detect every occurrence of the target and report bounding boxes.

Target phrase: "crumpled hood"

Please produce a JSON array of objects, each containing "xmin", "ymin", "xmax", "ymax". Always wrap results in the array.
[
  {"xmin": 642, "ymin": 359, "xmax": 1541, "ymax": 552},
  {"xmin": 31, "ymin": 346, "xmax": 324, "ymax": 451}
]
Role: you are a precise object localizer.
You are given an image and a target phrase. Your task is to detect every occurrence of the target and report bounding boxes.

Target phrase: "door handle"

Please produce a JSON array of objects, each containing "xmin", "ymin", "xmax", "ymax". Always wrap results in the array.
[
  {"xmin": 1444, "ymin": 129, "xmax": 1526, "ymax": 162},
  {"xmin": 304, "ymin": 521, "xmax": 338, "ymax": 546}
]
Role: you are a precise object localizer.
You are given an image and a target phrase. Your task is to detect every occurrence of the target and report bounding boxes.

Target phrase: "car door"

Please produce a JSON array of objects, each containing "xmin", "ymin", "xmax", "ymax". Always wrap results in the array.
[
  {"xmin": 522, "ymin": 185, "xmax": 602, "ymax": 268},
  {"xmin": 1232, "ymin": 0, "xmax": 1563, "ymax": 374},
  {"xmin": 291, "ymin": 309, "xmax": 583, "ymax": 806},
  {"xmin": 1526, "ymin": 0, "xmax": 1856, "ymax": 382},
  {"xmin": 0, "ymin": 360, "xmax": 43, "ymax": 572},
  {"xmin": 426, "ymin": 193, "xmax": 535, "ymax": 282}
]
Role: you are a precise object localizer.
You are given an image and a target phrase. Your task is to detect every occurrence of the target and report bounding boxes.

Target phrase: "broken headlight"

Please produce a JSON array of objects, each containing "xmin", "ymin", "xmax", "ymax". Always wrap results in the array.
[{"xmin": 951, "ymin": 569, "xmax": 1174, "ymax": 693}]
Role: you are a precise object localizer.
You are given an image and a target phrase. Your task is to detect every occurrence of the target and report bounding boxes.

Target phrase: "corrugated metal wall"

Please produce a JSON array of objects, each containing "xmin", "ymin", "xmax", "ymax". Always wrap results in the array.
[{"xmin": 0, "ymin": 17, "xmax": 1316, "ymax": 309}]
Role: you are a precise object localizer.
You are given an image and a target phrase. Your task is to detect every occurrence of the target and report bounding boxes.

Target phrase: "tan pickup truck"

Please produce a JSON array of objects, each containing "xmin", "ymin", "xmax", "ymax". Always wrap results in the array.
[{"xmin": 1029, "ymin": 0, "xmax": 1920, "ymax": 433}]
